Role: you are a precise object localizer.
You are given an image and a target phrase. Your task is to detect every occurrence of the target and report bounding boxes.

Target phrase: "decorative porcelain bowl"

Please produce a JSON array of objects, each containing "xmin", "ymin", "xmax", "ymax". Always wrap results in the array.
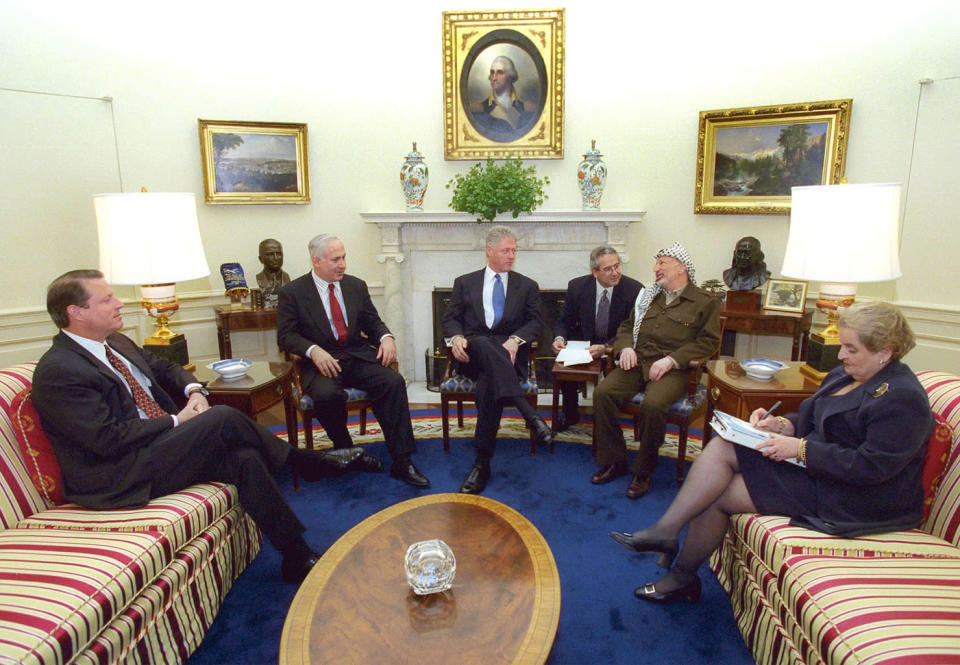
[
  {"xmin": 207, "ymin": 358, "xmax": 252, "ymax": 381},
  {"xmin": 739, "ymin": 358, "xmax": 788, "ymax": 381}
]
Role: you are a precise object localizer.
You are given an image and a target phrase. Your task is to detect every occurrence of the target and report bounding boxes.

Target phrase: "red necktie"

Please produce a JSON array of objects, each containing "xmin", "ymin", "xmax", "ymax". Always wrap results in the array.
[
  {"xmin": 104, "ymin": 345, "xmax": 169, "ymax": 419},
  {"xmin": 329, "ymin": 284, "xmax": 348, "ymax": 346}
]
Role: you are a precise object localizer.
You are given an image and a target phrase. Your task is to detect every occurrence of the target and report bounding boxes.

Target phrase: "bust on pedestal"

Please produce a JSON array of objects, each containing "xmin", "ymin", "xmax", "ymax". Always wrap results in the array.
[{"xmin": 723, "ymin": 236, "xmax": 770, "ymax": 312}]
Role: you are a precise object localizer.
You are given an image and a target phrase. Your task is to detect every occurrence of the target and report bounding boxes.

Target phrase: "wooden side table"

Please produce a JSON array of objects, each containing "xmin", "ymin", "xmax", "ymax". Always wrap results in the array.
[
  {"xmin": 215, "ymin": 306, "xmax": 278, "ymax": 360},
  {"xmin": 720, "ymin": 308, "xmax": 814, "ymax": 361},
  {"xmin": 551, "ymin": 360, "xmax": 603, "ymax": 428},
  {"xmin": 193, "ymin": 360, "xmax": 299, "ymax": 447},
  {"xmin": 703, "ymin": 360, "xmax": 820, "ymax": 442}
]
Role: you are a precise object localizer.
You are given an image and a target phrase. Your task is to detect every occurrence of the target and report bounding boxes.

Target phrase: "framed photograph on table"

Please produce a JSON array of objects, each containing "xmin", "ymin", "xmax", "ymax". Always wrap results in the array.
[
  {"xmin": 198, "ymin": 119, "xmax": 310, "ymax": 205},
  {"xmin": 694, "ymin": 99, "xmax": 852, "ymax": 215},
  {"xmin": 763, "ymin": 278, "xmax": 808, "ymax": 313},
  {"xmin": 442, "ymin": 8, "xmax": 564, "ymax": 160}
]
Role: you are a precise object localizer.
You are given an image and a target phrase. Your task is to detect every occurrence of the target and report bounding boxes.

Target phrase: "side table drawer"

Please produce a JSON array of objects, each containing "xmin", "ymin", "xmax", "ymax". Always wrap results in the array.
[
  {"xmin": 709, "ymin": 380, "xmax": 745, "ymax": 419},
  {"xmin": 249, "ymin": 382, "xmax": 287, "ymax": 413}
]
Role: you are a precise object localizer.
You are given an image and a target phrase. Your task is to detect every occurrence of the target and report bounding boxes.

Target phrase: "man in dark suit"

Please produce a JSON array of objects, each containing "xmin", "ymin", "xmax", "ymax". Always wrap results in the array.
[
  {"xmin": 32, "ymin": 270, "xmax": 366, "ymax": 584},
  {"xmin": 551, "ymin": 246, "xmax": 643, "ymax": 431},
  {"xmin": 277, "ymin": 234, "xmax": 428, "ymax": 487},
  {"xmin": 443, "ymin": 225, "xmax": 552, "ymax": 494}
]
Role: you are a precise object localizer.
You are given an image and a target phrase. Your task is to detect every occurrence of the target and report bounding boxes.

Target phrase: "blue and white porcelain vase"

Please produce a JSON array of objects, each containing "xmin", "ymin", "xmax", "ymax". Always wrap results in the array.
[
  {"xmin": 400, "ymin": 142, "xmax": 428, "ymax": 211},
  {"xmin": 577, "ymin": 140, "xmax": 607, "ymax": 211}
]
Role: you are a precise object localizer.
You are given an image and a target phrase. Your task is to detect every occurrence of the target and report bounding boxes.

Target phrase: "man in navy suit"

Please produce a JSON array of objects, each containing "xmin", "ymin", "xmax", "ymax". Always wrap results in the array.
[
  {"xmin": 32, "ymin": 270, "xmax": 366, "ymax": 584},
  {"xmin": 443, "ymin": 225, "xmax": 552, "ymax": 494},
  {"xmin": 551, "ymin": 247, "xmax": 643, "ymax": 431},
  {"xmin": 277, "ymin": 234, "xmax": 429, "ymax": 487}
]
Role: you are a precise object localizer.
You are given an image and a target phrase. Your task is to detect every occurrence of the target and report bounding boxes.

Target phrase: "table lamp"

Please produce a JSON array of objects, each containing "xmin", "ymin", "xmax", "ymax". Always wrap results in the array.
[
  {"xmin": 94, "ymin": 191, "xmax": 210, "ymax": 365},
  {"xmin": 781, "ymin": 182, "xmax": 902, "ymax": 381}
]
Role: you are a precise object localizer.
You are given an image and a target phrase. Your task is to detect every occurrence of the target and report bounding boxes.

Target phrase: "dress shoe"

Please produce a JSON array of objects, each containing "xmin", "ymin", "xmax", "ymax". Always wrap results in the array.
[
  {"xmin": 634, "ymin": 574, "xmax": 701, "ymax": 604},
  {"xmin": 281, "ymin": 551, "xmax": 321, "ymax": 584},
  {"xmin": 555, "ymin": 412, "xmax": 580, "ymax": 432},
  {"xmin": 294, "ymin": 446, "xmax": 364, "ymax": 481},
  {"xmin": 352, "ymin": 453, "xmax": 384, "ymax": 473},
  {"xmin": 626, "ymin": 474, "xmax": 651, "ymax": 499},
  {"xmin": 608, "ymin": 531, "xmax": 679, "ymax": 568},
  {"xmin": 390, "ymin": 462, "xmax": 430, "ymax": 487},
  {"xmin": 529, "ymin": 416, "xmax": 553, "ymax": 447},
  {"xmin": 591, "ymin": 461, "xmax": 629, "ymax": 484},
  {"xmin": 459, "ymin": 464, "xmax": 490, "ymax": 494}
]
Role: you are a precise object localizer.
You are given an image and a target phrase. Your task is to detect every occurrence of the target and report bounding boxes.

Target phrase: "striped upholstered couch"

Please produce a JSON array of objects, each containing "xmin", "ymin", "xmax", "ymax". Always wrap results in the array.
[
  {"xmin": 0, "ymin": 363, "xmax": 262, "ymax": 665},
  {"xmin": 712, "ymin": 370, "xmax": 960, "ymax": 665}
]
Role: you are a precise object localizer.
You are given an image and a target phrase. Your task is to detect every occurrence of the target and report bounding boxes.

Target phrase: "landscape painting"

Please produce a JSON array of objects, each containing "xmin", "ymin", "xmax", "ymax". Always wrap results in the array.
[
  {"xmin": 198, "ymin": 119, "xmax": 310, "ymax": 204},
  {"xmin": 713, "ymin": 122, "xmax": 827, "ymax": 197},
  {"xmin": 694, "ymin": 99, "xmax": 852, "ymax": 215}
]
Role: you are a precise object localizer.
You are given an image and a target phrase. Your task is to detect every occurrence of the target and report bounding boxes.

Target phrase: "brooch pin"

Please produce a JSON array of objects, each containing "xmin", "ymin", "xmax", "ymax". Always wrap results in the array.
[{"xmin": 872, "ymin": 382, "xmax": 889, "ymax": 398}]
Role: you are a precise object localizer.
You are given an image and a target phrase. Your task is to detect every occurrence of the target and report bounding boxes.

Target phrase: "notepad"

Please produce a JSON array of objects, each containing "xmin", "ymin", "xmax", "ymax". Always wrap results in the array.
[
  {"xmin": 710, "ymin": 410, "xmax": 805, "ymax": 466},
  {"xmin": 555, "ymin": 341, "xmax": 593, "ymax": 366}
]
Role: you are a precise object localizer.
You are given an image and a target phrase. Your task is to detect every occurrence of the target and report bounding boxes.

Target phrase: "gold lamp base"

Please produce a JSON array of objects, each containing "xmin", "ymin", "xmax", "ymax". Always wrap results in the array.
[
  {"xmin": 140, "ymin": 283, "xmax": 189, "ymax": 364},
  {"xmin": 799, "ymin": 282, "xmax": 855, "ymax": 382}
]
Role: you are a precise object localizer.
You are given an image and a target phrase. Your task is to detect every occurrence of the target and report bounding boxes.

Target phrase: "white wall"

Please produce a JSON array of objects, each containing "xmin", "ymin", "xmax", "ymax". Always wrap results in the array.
[{"xmin": 2, "ymin": 0, "xmax": 959, "ymax": 370}]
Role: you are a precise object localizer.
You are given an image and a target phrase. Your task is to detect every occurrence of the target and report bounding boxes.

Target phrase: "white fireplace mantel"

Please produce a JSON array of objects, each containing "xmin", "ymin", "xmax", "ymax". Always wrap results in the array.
[{"xmin": 360, "ymin": 209, "xmax": 645, "ymax": 380}]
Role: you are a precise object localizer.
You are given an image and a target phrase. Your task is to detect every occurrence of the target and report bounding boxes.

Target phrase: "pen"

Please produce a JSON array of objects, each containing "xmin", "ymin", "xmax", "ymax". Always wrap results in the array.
[{"xmin": 762, "ymin": 400, "xmax": 782, "ymax": 422}]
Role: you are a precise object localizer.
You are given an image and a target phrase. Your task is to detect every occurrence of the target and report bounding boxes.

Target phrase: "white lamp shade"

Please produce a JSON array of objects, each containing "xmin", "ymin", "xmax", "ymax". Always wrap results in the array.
[
  {"xmin": 782, "ymin": 183, "xmax": 902, "ymax": 283},
  {"xmin": 94, "ymin": 192, "xmax": 210, "ymax": 285}
]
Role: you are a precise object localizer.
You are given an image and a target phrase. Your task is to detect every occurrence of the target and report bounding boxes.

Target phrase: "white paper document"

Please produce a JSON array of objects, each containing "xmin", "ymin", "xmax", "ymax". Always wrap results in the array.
[
  {"xmin": 710, "ymin": 410, "xmax": 805, "ymax": 466},
  {"xmin": 555, "ymin": 341, "xmax": 593, "ymax": 366}
]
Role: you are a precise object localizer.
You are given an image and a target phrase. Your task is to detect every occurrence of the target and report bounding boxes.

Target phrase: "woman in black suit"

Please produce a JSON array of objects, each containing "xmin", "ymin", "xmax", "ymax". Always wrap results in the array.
[{"xmin": 609, "ymin": 301, "xmax": 934, "ymax": 603}]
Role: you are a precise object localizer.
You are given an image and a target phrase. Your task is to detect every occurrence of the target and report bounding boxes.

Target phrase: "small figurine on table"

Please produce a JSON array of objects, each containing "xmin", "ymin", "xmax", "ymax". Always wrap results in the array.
[
  {"xmin": 220, "ymin": 262, "xmax": 249, "ymax": 310},
  {"xmin": 723, "ymin": 236, "xmax": 771, "ymax": 292},
  {"xmin": 255, "ymin": 238, "xmax": 290, "ymax": 308}
]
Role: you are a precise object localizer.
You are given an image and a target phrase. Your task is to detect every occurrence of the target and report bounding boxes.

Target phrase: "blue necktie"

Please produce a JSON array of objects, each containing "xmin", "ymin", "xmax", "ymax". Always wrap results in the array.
[{"xmin": 492, "ymin": 274, "xmax": 505, "ymax": 327}]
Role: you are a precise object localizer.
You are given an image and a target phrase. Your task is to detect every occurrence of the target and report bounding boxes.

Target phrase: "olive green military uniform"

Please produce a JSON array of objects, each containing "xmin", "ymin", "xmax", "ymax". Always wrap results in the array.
[{"xmin": 593, "ymin": 283, "xmax": 721, "ymax": 478}]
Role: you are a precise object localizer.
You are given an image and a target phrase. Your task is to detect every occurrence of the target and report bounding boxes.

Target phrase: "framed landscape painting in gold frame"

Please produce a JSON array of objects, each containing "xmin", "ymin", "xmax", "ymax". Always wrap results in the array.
[
  {"xmin": 442, "ymin": 8, "xmax": 564, "ymax": 160},
  {"xmin": 694, "ymin": 99, "xmax": 852, "ymax": 215},
  {"xmin": 198, "ymin": 119, "xmax": 310, "ymax": 205}
]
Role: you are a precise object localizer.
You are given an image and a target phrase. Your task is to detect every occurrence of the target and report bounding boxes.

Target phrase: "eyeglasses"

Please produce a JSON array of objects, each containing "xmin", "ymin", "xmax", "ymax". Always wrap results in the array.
[{"xmin": 597, "ymin": 262, "xmax": 621, "ymax": 274}]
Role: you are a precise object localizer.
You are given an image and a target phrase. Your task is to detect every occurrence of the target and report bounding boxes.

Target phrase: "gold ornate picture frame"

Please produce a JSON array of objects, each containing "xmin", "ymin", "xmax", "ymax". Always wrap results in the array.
[
  {"xmin": 763, "ymin": 278, "xmax": 808, "ymax": 313},
  {"xmin": 198, "ymin": 119, "xmax": 310, "ymax": 205},
  {"xmin": 694, "ymin": 99, "xmax": 852, "ymax": 215},
  {"xmin": 442, "ymin": 9, "xmax": 564, "ymax": 160}
]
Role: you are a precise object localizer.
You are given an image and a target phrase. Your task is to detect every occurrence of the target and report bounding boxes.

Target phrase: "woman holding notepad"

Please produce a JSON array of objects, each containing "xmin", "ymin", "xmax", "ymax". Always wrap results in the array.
[{"xmin": 608, "ymin": 301, "xmax": 934, "ymax": 604}]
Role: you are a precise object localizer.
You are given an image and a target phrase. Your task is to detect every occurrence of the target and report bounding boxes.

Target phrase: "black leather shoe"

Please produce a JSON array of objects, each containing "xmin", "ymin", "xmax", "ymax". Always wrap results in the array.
[
  {"xmin": 634, "ymin": 575, "xmax": 701, "ymax": 604},
  {"xmin": 608, "ymin": 531, "xmax": 679, "ymax": 568},
  {"xmin": 295, "ymin": 446, "xmax": 364, "ymax": 480},
  {"xmin": 390, "ymin": 462, "xmax": 430, "ymax": 487},
  {"xmin": 281, "ymin": 551, "xmax": 321, "ymax": 584},
  {"xmin": 555, "ymin": 412, "xmax": 580, "ymax": 432},
  {"xmin": 459, "ymin": 464, "xmax": 490, "ymax": 494},
  {"xmin": 529, "ymin": 416, "xmax": 553, "ymax": 447},
  {"xmin": 352, "ymin": 453, "xmax": 384, "ymax": 473},
  {"xmin": 591, "ymin": 461, "xmax": 629, "ymax": 484}
]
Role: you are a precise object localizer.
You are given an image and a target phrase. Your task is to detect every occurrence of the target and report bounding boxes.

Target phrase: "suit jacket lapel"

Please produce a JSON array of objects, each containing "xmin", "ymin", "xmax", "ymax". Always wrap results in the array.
[
  {"xmin": 56, "ymin": 332, "xmax": 124, "ymax": 389},
  {"xmin": 300, "ymin": 274, "xmax": 334, "ymax": 341},
  {"xmin": 467, "ymin": 270, "xmax": 488, "ymax": 329}
]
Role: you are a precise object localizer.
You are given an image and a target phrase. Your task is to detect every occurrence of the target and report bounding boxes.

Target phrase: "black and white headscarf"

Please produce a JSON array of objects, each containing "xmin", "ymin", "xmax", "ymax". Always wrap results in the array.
[{"xmin": 632, "ymin": 242, "xmax": 697, "ymax": 346}]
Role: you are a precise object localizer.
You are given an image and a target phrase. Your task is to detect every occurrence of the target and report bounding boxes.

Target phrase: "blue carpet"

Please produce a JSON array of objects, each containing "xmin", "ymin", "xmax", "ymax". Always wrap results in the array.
[{"xmin": 188, "ymin": 417, "xmax": 755, "ymax": 665}]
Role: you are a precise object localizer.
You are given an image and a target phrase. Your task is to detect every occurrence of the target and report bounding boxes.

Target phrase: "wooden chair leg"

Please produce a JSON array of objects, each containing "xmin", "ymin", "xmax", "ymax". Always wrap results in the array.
[
  {"xmin": 457, "ymin": 400, "xmax": 465, "ymax": 428},
  {"xmin": 441, "ymin": 395, "xmax": 451, "ymax": 453},
  {"xmin": 358, "ymin": 405, "xmax": 368, "ymax": 435},
  {"xmin": 676, "ymin": 423, "xmax": 689, "ymax": 487}
]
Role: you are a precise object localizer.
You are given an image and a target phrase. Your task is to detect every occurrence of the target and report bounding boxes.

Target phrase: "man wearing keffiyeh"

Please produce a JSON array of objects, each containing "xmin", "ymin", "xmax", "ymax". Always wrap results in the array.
[{"xmin": 590, "ymin": 242, "xmax": 721, "ymax": 499}]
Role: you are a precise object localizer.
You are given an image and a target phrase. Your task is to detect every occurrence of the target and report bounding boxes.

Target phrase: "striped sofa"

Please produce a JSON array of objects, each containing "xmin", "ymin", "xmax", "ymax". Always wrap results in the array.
[
  {"xmin": 0, "ymin": 363, "xmax": 262, "ymax": 665},
  {"xmin": 712, "ymin": 370, "xmax": 960, "ymax": 665}
]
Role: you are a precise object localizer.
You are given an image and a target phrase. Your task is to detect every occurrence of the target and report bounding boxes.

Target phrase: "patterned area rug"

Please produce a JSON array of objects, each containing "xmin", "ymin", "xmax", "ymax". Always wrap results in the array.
[{"xmin": 275, "ymin": 409, "xmax": 704, "ymax": 461}]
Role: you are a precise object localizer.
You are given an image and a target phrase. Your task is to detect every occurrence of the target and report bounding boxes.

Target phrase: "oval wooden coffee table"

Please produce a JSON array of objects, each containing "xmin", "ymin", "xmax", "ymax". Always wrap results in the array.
[{"xmin": 280, "ymin": 493, "xmax": 561, "ymax": 665}]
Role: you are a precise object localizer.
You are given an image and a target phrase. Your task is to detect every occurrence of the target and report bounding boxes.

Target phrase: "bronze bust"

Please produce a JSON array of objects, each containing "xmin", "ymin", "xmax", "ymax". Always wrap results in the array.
[
  {"xmin": 255, "ymin": 238, "xmax": 290, "ymax": 306},
  {"xmin": 722, "ymin": 236, "xmax": 771, "ymax": 292}
]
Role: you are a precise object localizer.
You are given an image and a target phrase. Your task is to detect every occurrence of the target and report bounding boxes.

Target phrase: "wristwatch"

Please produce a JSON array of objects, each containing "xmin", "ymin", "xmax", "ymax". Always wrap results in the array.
[{"xmin": 188, "ymin": 386, "xmax": 210, "ymax": 398}]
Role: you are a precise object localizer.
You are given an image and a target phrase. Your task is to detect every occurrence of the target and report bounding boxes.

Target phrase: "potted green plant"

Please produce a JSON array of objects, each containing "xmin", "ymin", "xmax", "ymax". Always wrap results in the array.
[{"xmin": 446, "ymin": 158, "xmax": 549, "ymax": 223}]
